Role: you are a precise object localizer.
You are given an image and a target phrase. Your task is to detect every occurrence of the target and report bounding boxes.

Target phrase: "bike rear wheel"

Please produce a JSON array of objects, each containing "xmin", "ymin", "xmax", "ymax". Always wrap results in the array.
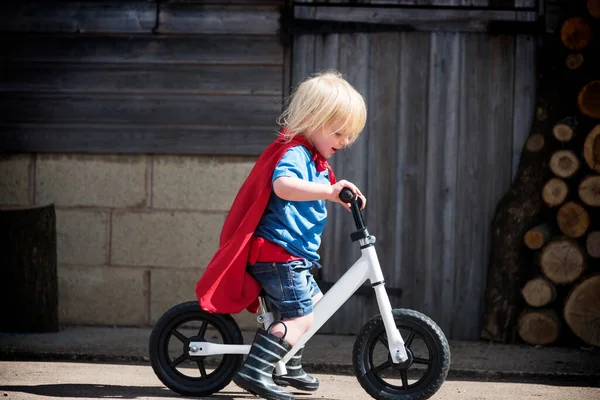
[
  {"xmin": 353, "ymin": 308, "xmax": 450, "ymax": 400},
  {"xmin": 149, "ymin": 301, "xmax": 243, "ymax": 397}
]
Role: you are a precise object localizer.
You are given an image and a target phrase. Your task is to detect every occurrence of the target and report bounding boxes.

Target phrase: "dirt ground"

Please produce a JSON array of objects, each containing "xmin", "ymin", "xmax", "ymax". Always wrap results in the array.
[{"xmin": 0, "ymin": 361, "xmax": 599, "ymax": 400}]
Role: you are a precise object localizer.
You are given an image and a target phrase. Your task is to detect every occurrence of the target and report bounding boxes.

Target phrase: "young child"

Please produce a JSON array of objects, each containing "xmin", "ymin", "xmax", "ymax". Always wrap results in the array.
[{"xmin": 195, "ymin": 70, "xmax": 367, "ymax": 400}]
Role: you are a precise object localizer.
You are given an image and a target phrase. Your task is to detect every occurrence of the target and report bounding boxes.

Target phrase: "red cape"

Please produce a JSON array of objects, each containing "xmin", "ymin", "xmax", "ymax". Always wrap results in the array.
[{"xmin": 195, "ymin": 134, "xmax": 336, "ymax": 314}]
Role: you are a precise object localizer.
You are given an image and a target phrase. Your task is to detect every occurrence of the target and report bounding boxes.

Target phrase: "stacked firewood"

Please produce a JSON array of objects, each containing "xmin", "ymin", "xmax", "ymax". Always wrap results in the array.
[{"xmin": 518, "ymin": 4, "xmax": 600, "ymax": 348}]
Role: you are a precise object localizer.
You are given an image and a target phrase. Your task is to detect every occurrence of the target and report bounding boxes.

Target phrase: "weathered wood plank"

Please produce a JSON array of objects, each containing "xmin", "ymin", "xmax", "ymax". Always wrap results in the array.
[
  {"xmin": 0, "ymin": 35, "xmax": 283, "ymax": 65},
  {"xmin": 366, "ymin": 32, "xmax": 401, "ymax": 298},
  {"xmin": 295, "ymin": 5, "xmax": 536, "ymax": 32},
  {"xmin": 0, "ymin": 94, "xmax": 281, "ymax": 126},
  {"xmin": 452, "ymin": 34, "xmax": 516, "ymax": 340},
  {"xmin": 0, "ymin": 63, "xmax": 283, "ymax": 95},
  {"xmin": 0, "ymin": 2, "xmax": 156, "ymax": 33},
  {"xmin": 319, "ymin": 33, "xmax": 373, "ymax": 335},
  {"xmin": 396, "ymin": 32, "xmax": 430, "ymax": 311},
  {"xmin": 294, "ymin": 0, "xmax": 536, "ymax": 7},
  {"xmin": 453, "ymin": 34, "xmax": 491, "ymax": 341},
  {"xmin": 0, "ymin": 124, "xmax": 275, "ymax": 155},
  {"xmin": 421, "ymin": 32, "xmax": 460, "ymax": 336},
  {"xmin": 511, "ymin": 34, "xmax": 536, "ymax": 179},
  {"xmin": 158, "ymin": 4, "xmax": 280, "ymax": 35},
  {"xmin": 486, "ymin": 34, "xmax": 517, "ymax": 323},
  {"xmin": 512, "ymin": 0, "xmax": 536, "ymax": 179}
]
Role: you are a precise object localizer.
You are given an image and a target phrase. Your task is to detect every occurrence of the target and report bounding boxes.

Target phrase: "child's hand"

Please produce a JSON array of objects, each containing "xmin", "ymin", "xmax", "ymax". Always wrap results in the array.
[{"xmin": 329, "ymin": 180, "xmax": 367, "ymax": 212}]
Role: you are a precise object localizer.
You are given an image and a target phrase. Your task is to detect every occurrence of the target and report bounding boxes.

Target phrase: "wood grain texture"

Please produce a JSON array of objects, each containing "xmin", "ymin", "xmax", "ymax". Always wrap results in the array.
[
  {"xmin": 0, "ymin": 3, "xmax": 285, "ymax": 155},
  {"xmin": 0, "ymin": 94, "xmax": 281, "ymax": 126},
  {"xmin": 0, "ymin": 2, "xmax": 156, "ymax": 33},
  {"xmin": 1, "ymin": 34, "xmax": 283, "ymax": 65},
  {"xmin": 396, "ymin": 32, "xmax": 430, "ymax": 313},
  {"xmin": 299, "ymin": 27, "xmax": 534, "ymax": 340},
  {"xmin": 422, "ymin": 32, "xmax": 460, "ymax": 337},
  {"xmin": 158, "ymin": 4, "xmax": 280, "ymax": 35},
  {"xmin": 294, "ymin": 4, "xmax": 537, "ymax": 32},
  {"xmin": 0, "ymin": 63, "xmax": 283, "ymax": 95},
  {"xmin": 564, "ymin": 275, "xmax": 600, "ymax": 347},
  {"xmin": 0, "ymin": 124, "xmax": 275, "ymax": 155},
  {"xmin": 512, "ymin": 33, "xmax": 536, "ymax": 179}
]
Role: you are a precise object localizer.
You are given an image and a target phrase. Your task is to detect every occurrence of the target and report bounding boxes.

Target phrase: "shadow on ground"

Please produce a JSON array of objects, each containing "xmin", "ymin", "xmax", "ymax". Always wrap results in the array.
[{"xmin": 0, "ymin": 384, "xmax": 247, "ymax": 399}]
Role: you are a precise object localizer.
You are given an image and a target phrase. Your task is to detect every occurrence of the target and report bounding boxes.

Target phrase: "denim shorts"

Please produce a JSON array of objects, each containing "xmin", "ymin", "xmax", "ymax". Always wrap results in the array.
[{"xmin": 247, "ymin": 259, "xmax": 321, "ymax": 319}]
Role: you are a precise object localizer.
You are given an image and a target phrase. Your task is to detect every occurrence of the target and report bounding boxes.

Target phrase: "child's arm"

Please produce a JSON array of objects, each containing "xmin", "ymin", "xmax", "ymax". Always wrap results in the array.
[{"xmin": 273, "ymin": 176, "xmax": 366, "ymax": 211}]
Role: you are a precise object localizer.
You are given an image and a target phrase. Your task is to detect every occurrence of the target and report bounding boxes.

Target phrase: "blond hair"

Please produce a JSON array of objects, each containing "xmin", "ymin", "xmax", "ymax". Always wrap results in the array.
[{"xmin": 277, "ymin": 70, "xmax": 367, "ymax": 143}]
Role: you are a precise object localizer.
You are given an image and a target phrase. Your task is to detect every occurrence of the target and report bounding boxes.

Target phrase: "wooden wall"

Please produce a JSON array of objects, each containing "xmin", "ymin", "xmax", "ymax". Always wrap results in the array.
[
  {"xmin": 0, "ymin": 1, "xmax": 285, "ymax": 155},
  {"xmin": 292, "ymin": 1, "xmax": 538, "ymax": 340}
]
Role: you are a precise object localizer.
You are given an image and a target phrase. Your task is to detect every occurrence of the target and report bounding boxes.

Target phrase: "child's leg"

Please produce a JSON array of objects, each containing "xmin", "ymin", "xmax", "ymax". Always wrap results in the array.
[
  {"xmin": 270, "ymin": 267, "xmax": 322, "ymax": 392},
  {"xmin": 234, "ymin": 260, "xmax": 318, "ymax": 398},
  {"xmin": 269, "ymin": 313, "xmax": 313, "ymax": 345}
]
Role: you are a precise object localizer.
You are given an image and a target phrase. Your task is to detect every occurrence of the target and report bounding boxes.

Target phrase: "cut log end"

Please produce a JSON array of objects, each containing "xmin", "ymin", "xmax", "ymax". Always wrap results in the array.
[
  {"xmin": 518, "ymin": 309, "xmax": 561, "ymax": 345},
  {"xmin": 542, "ymin": 178, "xmax": 568, "ymax": 207},
  {"xmin": 552, "ymin": 123, "xmax": 575, "ymax": 142},
  {"xmin": 550, "ymin": 150, "xmax": 580, "ymax": 178},
  {"xmin": 566, "ymin": 53, "xmax": 584, "ymax": 70},
  {"xmin": 564, "ymin": 275, "xmax": 600, "ymax": 347},
  {"xmin": 560, "ymin": 17, "xmax": 592, "ymax": 50},
  {"xmin": 557, "ymin": 201, "xmax": 589, "ymax": 238},
  {"xmin": 583, "ymin": 125, "xmax": 600, "ymax": 172},
  {"xmin": 540, "ymin": 238, "xmax": 586, "ymax": 285},
  {"xmin": 522, "ymin": 278, "xmax": 556, "ymax": 307},
  {"xmin": 588, "ymin": 0, "xmax": 600, "ymax": 19},
  {"xmin": 525, "ymin": 133, "xmax": 545, "ymax": 152},
  {"xmin": 578, "ymin": 176, "xmax": 600, "ymax": 207},
  {"xmin": 586, "ymin": 231, "xmax": 600, "ymax": 257},
  {"xmin": 579, "ymin": 82, "xmax": 600, "ymax": 119},
  {"xmin": 524, "ymin": 223, "xmax": 551, "ymax": 250}
]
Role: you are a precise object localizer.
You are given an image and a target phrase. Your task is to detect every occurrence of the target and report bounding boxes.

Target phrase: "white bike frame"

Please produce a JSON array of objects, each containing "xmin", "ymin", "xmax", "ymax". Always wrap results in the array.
[{"xmin": 189, "ymin": 235, "xmax": 409, "ymax": 375}]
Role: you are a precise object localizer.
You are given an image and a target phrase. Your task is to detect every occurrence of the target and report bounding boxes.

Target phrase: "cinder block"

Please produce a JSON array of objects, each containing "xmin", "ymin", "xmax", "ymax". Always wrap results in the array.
[
  {"xmin": 56, "ymin": 210, "xmax": 107, "ymax": 265},
  {"xmin": 152, "ymin": 155, "xmax": 256, "ymax": 211},
  {"xmin": 58, "ymin": 265, "xmax": 146, "ymax": 326},
  {"xmin": 149, "ymin": 268, "xmax": 260, "ymax": 331},
  {"xmin": 36, "ymin": 154, "xmax": 147, "ymax": 207},
  {"xmin": 149, "ymin": 268, "xmax": 202, "ymax": 324},
  {"xmin": 111, "ymin": 211, "xmax": 225, "ymax": 267},
  {"xmin": 0, "ymin": 154, "xmax": 31, "ymax": 205}
]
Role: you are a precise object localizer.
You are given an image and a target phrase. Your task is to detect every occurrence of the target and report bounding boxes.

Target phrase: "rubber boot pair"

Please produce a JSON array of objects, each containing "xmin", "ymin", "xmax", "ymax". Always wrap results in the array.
[{"xmin": 233, "ymin": 328, "xmax": 318, "ymax": 400}]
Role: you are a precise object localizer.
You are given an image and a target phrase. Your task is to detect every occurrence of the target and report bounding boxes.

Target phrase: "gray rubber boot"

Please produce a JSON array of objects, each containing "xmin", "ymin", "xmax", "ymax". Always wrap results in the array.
[
  {"xmin": 273, "ymin": 347, "xmax": 319, "ymax": 391},
  {"xmin": 233, "ymin": 329, "xmax": 294, "ymax": 400}
]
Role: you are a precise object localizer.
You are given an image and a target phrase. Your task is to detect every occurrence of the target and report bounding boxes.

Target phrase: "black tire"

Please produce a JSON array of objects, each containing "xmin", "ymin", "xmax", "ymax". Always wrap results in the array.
[
  {"xmin": 149, "ymin": 301, "xmax": 244, "ymax": 397},
  {"xmin": 353, "ymin": 309, "xmax": 450, "ymax": 400}
]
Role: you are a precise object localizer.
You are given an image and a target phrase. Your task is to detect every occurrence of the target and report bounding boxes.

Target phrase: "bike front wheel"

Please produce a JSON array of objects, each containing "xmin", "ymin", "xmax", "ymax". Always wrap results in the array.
[{"xmin": 353, "ymin": 308, "xmax": 450, "ymax": 400}]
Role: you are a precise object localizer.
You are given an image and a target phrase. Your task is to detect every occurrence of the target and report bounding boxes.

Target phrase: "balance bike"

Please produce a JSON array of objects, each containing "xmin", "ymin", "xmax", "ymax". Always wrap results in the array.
[{"xmin": 149, "ymin": 188, "xmax": 451, "ymax": 399}]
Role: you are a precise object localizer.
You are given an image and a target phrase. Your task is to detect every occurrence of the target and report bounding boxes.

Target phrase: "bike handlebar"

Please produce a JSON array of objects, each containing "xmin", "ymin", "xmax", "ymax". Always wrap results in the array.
[
  {"xmin": 339, "ymin": 187, "xmax": 357, "ymax": 203},
  {"xmin": 339, "ymin": 188, "xmax": 366, "ymax": 231}
]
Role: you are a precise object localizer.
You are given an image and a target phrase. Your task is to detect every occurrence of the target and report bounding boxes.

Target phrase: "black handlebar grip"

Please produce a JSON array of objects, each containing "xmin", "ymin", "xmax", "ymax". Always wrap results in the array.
[{"xmin": 339, "ymin": 188, "xmax": 357, "ymax": 203}]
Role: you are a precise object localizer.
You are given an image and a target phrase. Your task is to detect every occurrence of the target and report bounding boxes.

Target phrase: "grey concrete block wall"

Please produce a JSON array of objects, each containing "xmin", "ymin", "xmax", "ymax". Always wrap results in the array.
[
  {"xmin": 0, "ymin": 154, "xmax": 32, "ymax": 205},
  {"xmin": 0, "ymin": 153, "xmax": 258, "ymax": 329},
  {"xmin": 58, "ymin": 265, "xmax": 148, "ymax": 326},
  {"xmin": 36, "ymin": 154, "xmax": 148, "ymax": 208},
  {"xmin": 56, "ymin": 210, "xmax": 109, "ymax": 265},
  {"xmin": 152, "ymin": 155, "xmax": 256, "ymax": 211},
  {"xmin": 111, "ymin": 211, "xmax": 225, "ymax": 268}
]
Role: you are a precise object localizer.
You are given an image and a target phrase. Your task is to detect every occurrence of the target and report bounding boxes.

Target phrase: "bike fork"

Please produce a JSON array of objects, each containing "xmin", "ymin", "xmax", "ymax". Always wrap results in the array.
[{"xmin": 366, "ymin": 246, "xmax": 409, "ymax": 364}]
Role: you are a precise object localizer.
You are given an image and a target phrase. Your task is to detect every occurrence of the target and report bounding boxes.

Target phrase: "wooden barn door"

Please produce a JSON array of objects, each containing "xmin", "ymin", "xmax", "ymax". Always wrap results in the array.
[{"xmin": 289, "ymin": 1, "xmax": 538, "ymax": 340}]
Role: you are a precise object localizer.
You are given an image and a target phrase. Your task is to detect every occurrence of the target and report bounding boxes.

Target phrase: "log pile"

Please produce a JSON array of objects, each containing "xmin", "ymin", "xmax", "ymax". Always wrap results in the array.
[
  {"xmin": 482, "ymin": 2, "xmax": 600, "ymax": 347},
  {"xmin": 519, "ymin": 122, "xmax": 600, "ymax": 347},
  {"xmin": 517, "ymin": 6, "xmax": 600, "ymax": 347}
]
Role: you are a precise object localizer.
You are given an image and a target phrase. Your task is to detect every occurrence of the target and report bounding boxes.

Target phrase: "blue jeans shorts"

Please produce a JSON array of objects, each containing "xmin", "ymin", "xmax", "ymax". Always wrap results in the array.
[{"xmin": 247, "ymin": 259, "xmax": 321, "ymax": 319}]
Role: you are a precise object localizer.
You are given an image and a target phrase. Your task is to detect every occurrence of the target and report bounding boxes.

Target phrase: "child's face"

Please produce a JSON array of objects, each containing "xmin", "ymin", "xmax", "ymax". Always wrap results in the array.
[{"xmin": 310, "ymin": 120, "xmax": 352, "ymax": 159}]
